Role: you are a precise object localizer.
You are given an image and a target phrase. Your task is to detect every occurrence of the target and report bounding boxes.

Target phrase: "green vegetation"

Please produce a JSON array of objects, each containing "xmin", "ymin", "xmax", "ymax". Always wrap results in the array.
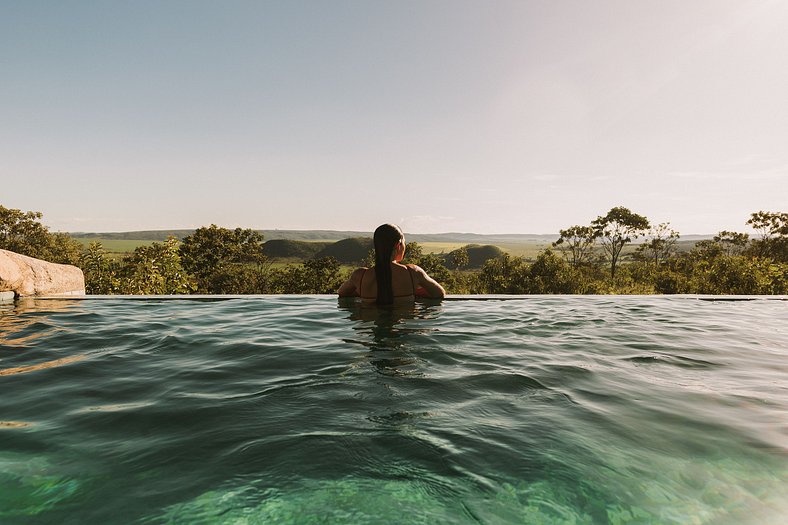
[
  {"xmin": 0, "ymin": 205, "xmax": 83, "ymax": 265},
  {"xmin": 268, "ymin": 257, "xmax": 345, "ymax": 294},
  {"xmin": 115, "ymin": 238, "xmax": 195, "ymax": 295},
  {"xmin": 2, "ymin": 205, "xmax": 786, "ymax": 295},
  {"xmin": 71, "ymin": 238, "xmax": 155, "ymax": 254},
  {"xmin": 591, "ymin": 206, "xmax": 651, "ymax": 278}
]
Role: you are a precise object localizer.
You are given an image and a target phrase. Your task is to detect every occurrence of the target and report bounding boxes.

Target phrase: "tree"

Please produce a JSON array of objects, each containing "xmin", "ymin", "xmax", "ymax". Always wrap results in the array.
[
  {"xmin": 712, "ymin": 231, "xmax": 749, "ymax": 256},
  {"xmin": 0, "ymin": 205, "xmax": 51, "ymax": 258},
  {"xmin": 449, "ymin": 246, "xmax": 469, "ymax": 271},
  {"xmin": 636, "ymin": 223, "xmax": 680, "ymax": 266},
  {"xmin": 269, "ymin": 257, "xmax": 344, "ymax": 294},
  {"xmin": 525, "ymin": 249, "xmax": 582, "ymax": 294},
  {"xmin": 592, "ymin": 207, "xmax": 650, "ymax": 278},
  {"xmin": 552, "ymin": 225, "xmax": 598, "ymax": 267},
  {"xmin": 747, "ymin": 211, "xmax": 788, "ymax": 238},
  {"xmin": 206, "ymin": 264, "xmax": 273, "ymax": 294},
  {"xmin": 691, "ymin": 255, "xmax": 787, "ymax": 295},
  {"xmin": 476, "ymin": 254, "xmax": 528, "ymax": 293},
  {"xmin": 302, "ymin": 257, "xmax": 344, "ymax": 294},
  {"xmin": 0, "ymin": 205, "xmax": 83, "ymax": 264},
  {"xmin": 118, "ymin": 237, "xmax": 195, "ymax": 295},
  {"xmin": 179, "ymin": 225, "xmax": 268, "ymax": 293},
  {"xmin": 746, "ymin": 211, "xmax": 787, "ymax": 261},
  {"xmin": 362, "ymin": 249, "xmax": 376, "ymax": 268},
  {"xmin": 80, "ymin": 242, "xmax": 119, "ymax": 294},
  {"xmin": 402, "ymin": 242, "xmax": 424, "ymax": 262},
  {"xmin": 48, "ymin": 232, "xmax": 84, "ymax": 265}
]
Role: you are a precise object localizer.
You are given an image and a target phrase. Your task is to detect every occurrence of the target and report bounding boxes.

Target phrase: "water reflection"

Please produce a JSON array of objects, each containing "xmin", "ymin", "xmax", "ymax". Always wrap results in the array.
[
  {"xmin": 337, "ymin": 299, "xmax": 443, "ymax": 377},
  {"xmin": 0, "ymin": 298, "xmax": 80, "ymax": 347},
  {"xmin": 0, "ymin": 354, "xmax": 88, "ymax": 377},
  {"xmin": 337, "ymin": 299, "xmax": 441, "ymax": 350}
]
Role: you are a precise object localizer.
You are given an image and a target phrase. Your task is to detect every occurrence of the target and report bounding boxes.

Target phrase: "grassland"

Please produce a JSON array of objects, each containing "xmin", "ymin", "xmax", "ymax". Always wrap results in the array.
[{"xmin": 72, "ymin": 238, "xmax": 155, "ymax": 253}]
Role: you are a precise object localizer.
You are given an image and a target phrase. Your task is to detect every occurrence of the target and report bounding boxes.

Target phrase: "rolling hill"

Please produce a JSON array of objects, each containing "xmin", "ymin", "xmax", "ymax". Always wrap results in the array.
[
  {"xmin": 314, "ymin": 238, "xmax": 374, "ymax": 264},
  {"xmin": 262, "ymin": 239, "xmax": 331, "ymax": 259},
  {"xmin": 70, "ymin": 228, "xmax": 715, "ymax": 244}
]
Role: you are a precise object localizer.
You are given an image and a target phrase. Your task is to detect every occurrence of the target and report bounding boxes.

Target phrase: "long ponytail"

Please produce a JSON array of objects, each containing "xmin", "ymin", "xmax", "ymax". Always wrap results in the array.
[{"xmin": 373, "ymin": 224, "xmax": 403, "ymax": 305}]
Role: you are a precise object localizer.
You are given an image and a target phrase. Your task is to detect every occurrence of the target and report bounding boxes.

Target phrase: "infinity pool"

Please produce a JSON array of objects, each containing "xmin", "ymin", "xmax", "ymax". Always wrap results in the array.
[{"xmin": 1, "ymin": 296, "xmax": 786, "ymax": 524}]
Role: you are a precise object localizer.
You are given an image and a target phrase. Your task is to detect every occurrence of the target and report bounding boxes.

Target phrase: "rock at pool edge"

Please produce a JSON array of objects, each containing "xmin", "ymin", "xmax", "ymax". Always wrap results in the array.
[{"xmin": 0, "ymin": 249, "xmax": 85, "ymax": 297}]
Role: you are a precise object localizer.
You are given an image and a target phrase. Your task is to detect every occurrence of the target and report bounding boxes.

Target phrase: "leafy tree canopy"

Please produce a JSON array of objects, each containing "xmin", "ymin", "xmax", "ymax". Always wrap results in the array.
[
  {"xmin": 119, "ymin": 237, "xmax": 195, "ymax": 295},
  {"xmin": 80, "ymin": 242, "xmax": 118, "ymax": 294},
  {"xmin": 0, "ymin": 205, "xmax": 82, "ymax": 264},
  {"xmin": 747, "ymin": 211, "xmax": 788, "ymax": 238},
  {"xmin": 636, "ymin": 223, "xmax": 680, "ymax": 266},
  {"xmin": 179, "ymin": 225, "xmax": 267, "ymax": 292},
  {"xmin": 712, "ymin": 231, "xmax": 749, "ymax": 256},
  {"xmin": 553, "ymin": 225, "xmax": 598, "ymax": 267},
  {"xmin": 746, "ymin": 211, "xmax": 787, "ymax": 262},
  {"xmin": 591, "ymin": 206, "xmax": 650, "ymax": 277}
]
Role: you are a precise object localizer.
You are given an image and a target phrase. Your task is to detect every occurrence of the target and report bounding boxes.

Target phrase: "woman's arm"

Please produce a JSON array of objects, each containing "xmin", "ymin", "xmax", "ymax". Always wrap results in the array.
[
  {"xmin": 337, "ymin": 268, "xmax": 365, "ymax": 297},
  {"xmin": 408, "ymin": 264, "xmax": 446, "ymax": 298}
]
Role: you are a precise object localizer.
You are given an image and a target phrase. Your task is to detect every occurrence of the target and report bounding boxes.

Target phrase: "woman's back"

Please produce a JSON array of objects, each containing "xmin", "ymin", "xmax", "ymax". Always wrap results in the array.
[
  {"xmin": 336, "ymin": 223, "xmax": 446, "ymax": 303},
  {"xmin": 358, "ymin": 263, "xmax": 415, "ymax": 302}
]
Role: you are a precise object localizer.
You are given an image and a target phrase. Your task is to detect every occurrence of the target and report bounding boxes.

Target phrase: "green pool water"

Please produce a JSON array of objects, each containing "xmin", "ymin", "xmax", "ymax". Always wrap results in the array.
[{"xmin": 0, "ymin": 296, "xmax": 786, "ymax": 524}]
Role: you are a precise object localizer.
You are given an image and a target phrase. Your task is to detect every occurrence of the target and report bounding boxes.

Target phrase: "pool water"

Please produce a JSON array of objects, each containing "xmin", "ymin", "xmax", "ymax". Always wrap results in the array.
[{"xmin": 0, "ymin": 296, "xmax": 786, "ymax": 524}]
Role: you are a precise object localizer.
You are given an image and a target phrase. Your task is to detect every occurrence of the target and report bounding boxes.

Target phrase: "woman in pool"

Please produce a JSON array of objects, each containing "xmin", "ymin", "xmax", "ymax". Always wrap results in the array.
[{"xmin": 338, "ymin": 224, "xmax": 446, "ymax": 305}]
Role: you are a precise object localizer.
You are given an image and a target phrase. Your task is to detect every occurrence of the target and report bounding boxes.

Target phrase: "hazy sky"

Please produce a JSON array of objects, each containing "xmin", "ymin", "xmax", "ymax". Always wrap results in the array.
[{"xmin": 2, "ymin": 0, "xmax": 786, "ymax": 234}]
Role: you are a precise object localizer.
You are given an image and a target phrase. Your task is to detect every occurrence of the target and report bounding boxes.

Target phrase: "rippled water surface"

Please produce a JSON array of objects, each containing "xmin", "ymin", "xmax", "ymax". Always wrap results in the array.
[{"xmin": 1, "ymin": 296, "xmax": 786, "ymax": 524}]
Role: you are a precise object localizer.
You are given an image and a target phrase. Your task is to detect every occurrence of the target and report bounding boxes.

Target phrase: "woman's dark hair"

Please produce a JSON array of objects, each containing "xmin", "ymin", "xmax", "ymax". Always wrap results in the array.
[{"xmin": 373, "ymin": 224, "xmax": 404, "ymax": 305}]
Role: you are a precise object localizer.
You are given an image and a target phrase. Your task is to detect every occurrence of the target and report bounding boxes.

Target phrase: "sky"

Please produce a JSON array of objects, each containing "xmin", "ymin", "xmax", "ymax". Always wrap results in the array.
[{"xmin": 2, "ymin": 0, "xmax": 787, "ymax": 235}]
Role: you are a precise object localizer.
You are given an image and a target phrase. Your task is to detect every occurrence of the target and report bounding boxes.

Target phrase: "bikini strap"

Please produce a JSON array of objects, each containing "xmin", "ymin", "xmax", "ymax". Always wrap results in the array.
[{"xmin": 407, "ymin": 266, "xmax": 416, "ymax": 295}]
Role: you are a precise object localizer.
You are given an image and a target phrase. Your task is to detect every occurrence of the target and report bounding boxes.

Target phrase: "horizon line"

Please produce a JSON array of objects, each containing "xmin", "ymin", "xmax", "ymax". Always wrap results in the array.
[{"xmin": 62, "ymin": 227, "xmax": 720, "ymax": 238}]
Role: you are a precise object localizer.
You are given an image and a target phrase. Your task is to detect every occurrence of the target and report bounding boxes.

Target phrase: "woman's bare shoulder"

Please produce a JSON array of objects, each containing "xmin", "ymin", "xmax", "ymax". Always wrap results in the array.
[{"xmin": 404, "ymin": 263, "xmax": 425, "ymax": 274}]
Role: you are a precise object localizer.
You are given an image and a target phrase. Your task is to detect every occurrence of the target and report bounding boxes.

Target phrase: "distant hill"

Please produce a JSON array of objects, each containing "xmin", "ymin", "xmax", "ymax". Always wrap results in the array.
[
  {"xmin": 314, "ymin": 237, "xmax": 373, "ymax": 264},
  {"xmin": 71, "ymin": 230, "xmax": 196, "ymax": 241},
  {"xmin": 444, "ymin": 244, "xmax": 505, "ymax": 268},
  {"xmin": 70, "ymin": 229, "xmax": 716, "ymax": 245},
  {"xmin": 260, "ymin": 238, "xmax": 505, "ymax": 267},
  {"xmin": 67, "ymin": 229, "xmax": 716, "ymax": 266},
  {"xmin": 69, "ymin": 229, "xmax": 565, "ymax": 243},
  {"xmin": 262, "ymin": 240, "xmax": 332, "ymax": 259}
]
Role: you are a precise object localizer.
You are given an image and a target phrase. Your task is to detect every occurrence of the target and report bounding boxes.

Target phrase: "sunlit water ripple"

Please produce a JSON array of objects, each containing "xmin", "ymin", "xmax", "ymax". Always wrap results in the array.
[{"xmin": 1, "ymin": 295, "xmax": 786, "ymax": 524}]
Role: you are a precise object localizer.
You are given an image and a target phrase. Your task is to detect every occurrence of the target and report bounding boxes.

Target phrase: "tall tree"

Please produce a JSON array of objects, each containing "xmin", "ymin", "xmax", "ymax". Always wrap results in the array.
[
  {"xmin": 0, "ymin": 205, "xmax": 83, "ymax": 263},
  {"xmin": 747, "ymin": 211, "xmax": 788, "ymax": 238},
  {"xmin": 179, "ymin": 225, "xmax": 267, "ymax": 292},
  {"xmin": 552, "ymin": 225, "xmax": 598, "ymax": 267},
  {"xmin": 636, "ymin": 223, "xmax": 680, "ymax": 266},
  {"xmin": 592, "ymin": 207, "xmax": 650, "ymax": 278},
  {"xmin": 746, "ymin": 211, "xmax": 788, "ymax": 261},
  {"xmin": 0, "ymin": 205, "xmax": 51, "ymax": 258},
  {"xmin": 712, "ymin": 231, "xmax": 749, "ymax": 256}
]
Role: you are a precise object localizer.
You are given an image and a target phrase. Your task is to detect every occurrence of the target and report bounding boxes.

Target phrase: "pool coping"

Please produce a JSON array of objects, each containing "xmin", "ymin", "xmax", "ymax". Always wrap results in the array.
[{"xmin": 13, "ymin": 294, "xmax": 788, "ymax": 302}]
